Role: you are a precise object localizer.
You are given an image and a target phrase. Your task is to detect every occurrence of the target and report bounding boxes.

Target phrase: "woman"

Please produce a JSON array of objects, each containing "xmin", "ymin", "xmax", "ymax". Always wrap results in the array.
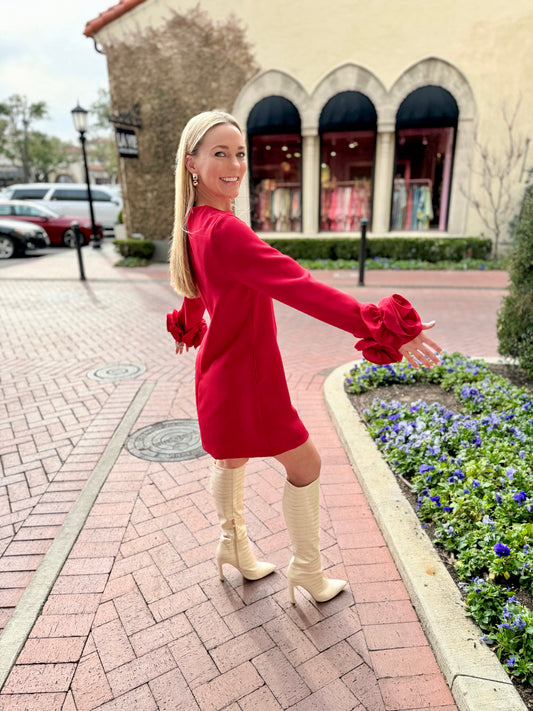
[{"xmin": 168, "ymin": 110, "xmax": 441, "ymax": 604}]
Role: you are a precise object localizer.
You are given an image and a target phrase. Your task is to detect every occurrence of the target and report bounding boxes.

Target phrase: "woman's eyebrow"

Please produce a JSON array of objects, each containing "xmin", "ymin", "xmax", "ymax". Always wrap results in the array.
[{"xmin": 212, "ymin": 144, "xmax": 246, "ymax": 150}]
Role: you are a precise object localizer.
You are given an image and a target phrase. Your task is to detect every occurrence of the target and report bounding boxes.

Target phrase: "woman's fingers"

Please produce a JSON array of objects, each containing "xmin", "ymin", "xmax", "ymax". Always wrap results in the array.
[{"xmin": 399, "ymin": 329, "xmax": 443, "ymax": 368}]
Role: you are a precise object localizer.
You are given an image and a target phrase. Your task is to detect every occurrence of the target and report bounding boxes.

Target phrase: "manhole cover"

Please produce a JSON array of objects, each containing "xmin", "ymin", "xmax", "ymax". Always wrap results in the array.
[
  {"xmin": 126, "ymin": 419, "xmax": 206, "ymax": 462},
  {"xmin": 87, "ymin": 363, "xmax": 146, "ymax": 381}
]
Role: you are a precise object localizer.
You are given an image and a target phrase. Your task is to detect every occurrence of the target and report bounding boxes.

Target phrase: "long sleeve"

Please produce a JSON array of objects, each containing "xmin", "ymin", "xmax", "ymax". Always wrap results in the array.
[
  {"xmin": 210, "ymin": 214, "xmax": 422, "ymax": 364},
  {"xmin": 166, "ymin": 295, "xmax": 207, "ymax": 348}
]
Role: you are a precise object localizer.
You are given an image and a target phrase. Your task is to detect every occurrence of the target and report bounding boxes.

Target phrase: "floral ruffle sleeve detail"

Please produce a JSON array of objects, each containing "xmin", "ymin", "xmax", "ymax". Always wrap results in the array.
[
  {"xmin": 354, "ymin": 294, "xmax": 422, "ymax": 364},
  {"xmin": 166, "ymin": 299, "xmax": 207, "ymax": 349}
]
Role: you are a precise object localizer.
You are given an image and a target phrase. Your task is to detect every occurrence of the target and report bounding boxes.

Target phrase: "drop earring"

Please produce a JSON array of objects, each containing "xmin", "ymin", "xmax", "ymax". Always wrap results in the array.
[{"xmin": 192, "ymin": 173, "xmax": 199, "ymax": 187}]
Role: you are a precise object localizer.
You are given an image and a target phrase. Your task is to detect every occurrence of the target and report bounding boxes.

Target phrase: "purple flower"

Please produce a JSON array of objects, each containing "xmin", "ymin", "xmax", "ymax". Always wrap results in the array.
[
  {"xmin": 493, "ymin": 543, "xmax": 511, "ymax": 558},
  {"xmin": 419, "ymin": 464, "xmax": 435, "ymax": 474},
  {"xmin": 512, "ymin": 491, "xmax": 527, "ymax": 504}
]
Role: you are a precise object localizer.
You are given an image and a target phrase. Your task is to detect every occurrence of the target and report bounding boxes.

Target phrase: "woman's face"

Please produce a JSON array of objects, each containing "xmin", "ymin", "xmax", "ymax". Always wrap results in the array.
[{"xmin": 187, "ymin": 123, "xmax": 247, "ymax": 211}]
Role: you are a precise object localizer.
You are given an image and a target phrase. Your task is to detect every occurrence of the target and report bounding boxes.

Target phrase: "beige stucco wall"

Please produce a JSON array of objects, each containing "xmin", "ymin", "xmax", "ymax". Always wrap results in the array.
[{"xmin": 94, "ymin": 0, "xmax": 533, "ymax": 244}]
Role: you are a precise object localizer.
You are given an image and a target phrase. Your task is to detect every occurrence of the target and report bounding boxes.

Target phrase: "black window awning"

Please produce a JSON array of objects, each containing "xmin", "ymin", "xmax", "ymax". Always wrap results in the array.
[
  {"xmin": 319, "ymin": 91, "xmax": 377, "ymax": 132},
  {"xmin": 247, "ymin": 96, "xmax": 301, "ymax": 135},
  {"xmin": 397, "ymin": 86, "xmax": 459, "ymax": 128}
]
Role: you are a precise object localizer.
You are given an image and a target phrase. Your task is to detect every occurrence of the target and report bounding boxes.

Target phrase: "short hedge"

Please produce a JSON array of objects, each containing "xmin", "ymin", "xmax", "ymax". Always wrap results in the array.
[
  {"xmin": 263, "ymin": 236, "xmax": 492, "ymax": 262},
  {"xmin": 113, "ymin": 238, "xmax": 155, "ymax": 260}
]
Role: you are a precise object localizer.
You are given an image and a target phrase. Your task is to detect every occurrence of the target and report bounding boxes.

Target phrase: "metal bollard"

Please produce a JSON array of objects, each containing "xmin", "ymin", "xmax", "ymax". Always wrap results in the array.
[
  {"xmin": 358, "ymin": 218, "xmax": 369, "ymax": 287},
  {"xmin": 71, "ymin": 221, "xmax": 86, "ymax": 281}
]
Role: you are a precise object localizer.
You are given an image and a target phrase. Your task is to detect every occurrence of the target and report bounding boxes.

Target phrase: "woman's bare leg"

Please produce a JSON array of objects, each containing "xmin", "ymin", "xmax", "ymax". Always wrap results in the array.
[{"xmin": 274, "ymin": 438, "xmax": 321, "ymax": 487}]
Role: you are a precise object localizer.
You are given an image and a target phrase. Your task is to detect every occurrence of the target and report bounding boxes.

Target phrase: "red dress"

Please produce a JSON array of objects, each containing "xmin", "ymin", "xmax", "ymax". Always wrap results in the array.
[{"xmin": 167, "ymin": 206, "xmax": 422, "ymax": 459}]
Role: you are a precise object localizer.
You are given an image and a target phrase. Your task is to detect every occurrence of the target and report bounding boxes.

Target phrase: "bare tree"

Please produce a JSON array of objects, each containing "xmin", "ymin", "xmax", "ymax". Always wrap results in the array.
[{"xmin": 465, "ymin": 97, "xmax": 527, "ymax": 259}]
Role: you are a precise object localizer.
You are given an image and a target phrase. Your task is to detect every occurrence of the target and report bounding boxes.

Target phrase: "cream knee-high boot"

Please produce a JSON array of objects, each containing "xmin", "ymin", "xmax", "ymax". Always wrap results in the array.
[
  {"xmin": 211, "ymin": 463, "xmax": 276, "ymax": 581},
  {"xmin": 283, "ymin": 479, "xmax": 346, "ymax": 603}
]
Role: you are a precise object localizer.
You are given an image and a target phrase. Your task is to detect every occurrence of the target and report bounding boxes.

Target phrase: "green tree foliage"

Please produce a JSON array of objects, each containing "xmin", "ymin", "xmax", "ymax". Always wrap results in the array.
[
  {"xmin": 497, "ymin": 184, "xmax": 533, "ymax": 376},
  {"xmin": 87, "ymin": 89, "xmax": 117, "ymax": 181},
  {"xmin": 0, "ymin": 94, "xmax": 49, "ymax": 181},
  {"xmin": 29, "ymin": 132, "xmax": 70, "ymax": 182}
]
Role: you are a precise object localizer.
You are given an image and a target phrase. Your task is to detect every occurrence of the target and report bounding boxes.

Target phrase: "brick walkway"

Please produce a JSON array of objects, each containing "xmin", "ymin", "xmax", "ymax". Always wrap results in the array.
[{"xmin": 0, "ymin": 243, "xmax": 508, "ymax": 710}]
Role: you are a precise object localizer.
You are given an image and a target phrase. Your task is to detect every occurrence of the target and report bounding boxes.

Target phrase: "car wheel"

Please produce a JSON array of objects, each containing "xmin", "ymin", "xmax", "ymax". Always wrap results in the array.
[
  {"xmin": 63, "ymin": 228, "xmax": 82, "ymax": 248},
  {"xmin": 0, "ymin": 235, "xmax": 16, "ymax": 259}
]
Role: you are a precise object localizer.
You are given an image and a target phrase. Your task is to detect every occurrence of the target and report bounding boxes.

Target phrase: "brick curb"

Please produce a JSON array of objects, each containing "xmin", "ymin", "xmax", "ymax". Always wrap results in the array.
[{"xmin": 324, "ymin": 362, "xmax": 527, "ymax": 711}]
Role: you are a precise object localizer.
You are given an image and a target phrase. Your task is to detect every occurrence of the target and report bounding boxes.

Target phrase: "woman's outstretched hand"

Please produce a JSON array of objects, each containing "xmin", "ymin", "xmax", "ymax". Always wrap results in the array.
[{"xmin": 399, "ymin": 321, "xmax": 442, "ymax": 369}]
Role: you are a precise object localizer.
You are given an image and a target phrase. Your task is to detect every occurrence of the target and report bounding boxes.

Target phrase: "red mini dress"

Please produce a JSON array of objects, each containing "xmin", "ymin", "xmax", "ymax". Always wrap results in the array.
[{"xmin": 167, "ymin": 205, "xmax": 422, "ymax": 459}]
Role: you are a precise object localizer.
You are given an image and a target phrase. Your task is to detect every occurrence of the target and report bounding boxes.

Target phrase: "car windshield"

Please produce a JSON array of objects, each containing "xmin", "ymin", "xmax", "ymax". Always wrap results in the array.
[{"xmin": 25, "ymin": 202, "xmax": 60, "ymax": 218}]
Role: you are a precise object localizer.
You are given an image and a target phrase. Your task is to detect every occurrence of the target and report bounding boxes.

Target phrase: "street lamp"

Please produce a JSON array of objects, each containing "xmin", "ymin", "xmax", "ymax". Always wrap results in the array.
[{"xmin": 71, "ymin": 103, "xmax": 100, "ymax": 249}]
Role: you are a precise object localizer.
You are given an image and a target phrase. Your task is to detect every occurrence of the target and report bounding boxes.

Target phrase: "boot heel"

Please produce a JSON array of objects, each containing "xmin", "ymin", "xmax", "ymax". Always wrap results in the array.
[{"xmin": 288, "ymin": 580, "xmax": 296, "ymax": 604}]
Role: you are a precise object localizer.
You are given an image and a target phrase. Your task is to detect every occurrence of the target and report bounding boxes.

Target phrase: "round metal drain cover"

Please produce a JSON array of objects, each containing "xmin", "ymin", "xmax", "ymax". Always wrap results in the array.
[
  {"xmin": 87, "ymin": 363, "xmax": 146, "ymax": 381},
  {"xmin": 126, "ymin": 419, "xmax": 206, "ymax": 462}
]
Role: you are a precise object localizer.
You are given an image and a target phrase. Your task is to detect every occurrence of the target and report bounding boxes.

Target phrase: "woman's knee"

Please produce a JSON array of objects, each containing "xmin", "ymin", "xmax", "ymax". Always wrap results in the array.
[
  {"xmin": 274, "ymin": 439, "xmax": 321, "ymax": 487},
  {"xmin": 215, "ymin": 457, "xmax": 249, "ymax": 470}
]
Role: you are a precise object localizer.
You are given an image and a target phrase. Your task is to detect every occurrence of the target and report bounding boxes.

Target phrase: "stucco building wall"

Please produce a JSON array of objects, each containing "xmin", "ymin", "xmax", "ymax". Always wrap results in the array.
[{"xmin": 89, "ymin": 0, "xmax": 533, "ymax": 246}]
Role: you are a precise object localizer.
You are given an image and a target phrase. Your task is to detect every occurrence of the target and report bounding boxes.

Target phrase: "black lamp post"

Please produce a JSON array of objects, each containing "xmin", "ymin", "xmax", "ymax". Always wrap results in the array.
[{"xmin": 71, "ymin": 103, "xmax": 100, "ymax": 249}]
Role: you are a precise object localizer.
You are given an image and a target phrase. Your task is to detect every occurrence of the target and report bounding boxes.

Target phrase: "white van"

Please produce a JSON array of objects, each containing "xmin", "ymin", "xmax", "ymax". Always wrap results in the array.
[{"xmin": 1, "ymin": 184, "xmax": 122, "ymax": 233}]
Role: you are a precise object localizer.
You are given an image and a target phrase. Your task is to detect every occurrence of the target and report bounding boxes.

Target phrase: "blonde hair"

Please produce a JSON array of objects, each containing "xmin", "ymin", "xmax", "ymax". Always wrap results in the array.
[{"xmin": 169, "ymin": 110, "xmax": 242, "ymax": 297}]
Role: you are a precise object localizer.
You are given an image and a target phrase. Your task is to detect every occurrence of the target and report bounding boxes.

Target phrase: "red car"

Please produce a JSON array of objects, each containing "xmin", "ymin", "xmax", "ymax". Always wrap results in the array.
[{"xmin": 0, "ymin": 199, "xmax": 104, "ymax": 247}]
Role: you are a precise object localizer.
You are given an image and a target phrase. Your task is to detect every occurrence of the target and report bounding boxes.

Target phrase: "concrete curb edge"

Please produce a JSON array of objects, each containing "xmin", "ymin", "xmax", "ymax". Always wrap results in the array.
[{"xmin": 324, "ymin": 361, "xmax": 527, "ymax": 711}]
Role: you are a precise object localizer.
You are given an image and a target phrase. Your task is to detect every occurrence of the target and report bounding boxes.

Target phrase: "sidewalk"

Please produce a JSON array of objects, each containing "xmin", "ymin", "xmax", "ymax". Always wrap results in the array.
[{"xmin": 0, "ymin": 243, "xmax": 515, "ymax": 710}]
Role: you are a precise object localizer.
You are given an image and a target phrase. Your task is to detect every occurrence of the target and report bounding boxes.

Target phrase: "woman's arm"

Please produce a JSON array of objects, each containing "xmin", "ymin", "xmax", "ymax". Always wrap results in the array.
[{"xmin": 212, "ymin": 214, "xmax": 441, "ymax": 365}]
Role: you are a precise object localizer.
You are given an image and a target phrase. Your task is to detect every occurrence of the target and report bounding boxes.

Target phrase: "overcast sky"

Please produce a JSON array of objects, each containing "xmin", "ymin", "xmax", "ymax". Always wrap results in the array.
[{"xmin": 1, "ymin": 0, "xmax": 115, "ymax": 142}]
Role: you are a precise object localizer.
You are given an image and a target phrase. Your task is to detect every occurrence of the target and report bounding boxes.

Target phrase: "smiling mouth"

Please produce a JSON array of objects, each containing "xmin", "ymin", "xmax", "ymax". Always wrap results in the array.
[{"xmin": 220, "ymin": 177, "xmax": 239, "ymax": 183}]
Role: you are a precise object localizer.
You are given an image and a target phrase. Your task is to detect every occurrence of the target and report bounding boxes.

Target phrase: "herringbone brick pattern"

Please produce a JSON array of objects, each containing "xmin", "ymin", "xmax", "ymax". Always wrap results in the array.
[{"xmin": 0, "ymin": 244, "xmax": 507, "ymax": 709}]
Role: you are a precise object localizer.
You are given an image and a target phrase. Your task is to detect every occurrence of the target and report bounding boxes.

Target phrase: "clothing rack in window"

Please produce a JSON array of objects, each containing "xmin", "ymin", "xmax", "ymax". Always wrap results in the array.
[
  {"xmin": 253, "ymin": 180, "xmax": 301, "ymax": 232},
  {"xmin": 392, "ymin": 177, "xmax": 434, "ymax": 230},
  {"xmin": 320, "ymin": 179, "xmax": 371, "ymax": 232}
]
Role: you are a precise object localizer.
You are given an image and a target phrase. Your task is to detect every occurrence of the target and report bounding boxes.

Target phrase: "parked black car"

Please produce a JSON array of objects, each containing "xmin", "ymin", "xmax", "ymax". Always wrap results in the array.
[{"xmin": 0, "ymin": 219, "xmax": 50, "ymax": 259}]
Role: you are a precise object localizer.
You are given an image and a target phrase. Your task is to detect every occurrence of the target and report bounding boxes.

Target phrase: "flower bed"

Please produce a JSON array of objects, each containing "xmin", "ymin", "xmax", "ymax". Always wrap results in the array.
[{"xmin": 345, "ymin": 353, "xmax": 533, "ymax": 690}]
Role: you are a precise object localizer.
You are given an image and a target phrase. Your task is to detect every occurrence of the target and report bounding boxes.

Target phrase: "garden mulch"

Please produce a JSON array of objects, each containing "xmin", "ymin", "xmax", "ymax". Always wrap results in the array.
[{"xmin": 0, "ymin": 242, "xmax": 510, "ymax": 710}]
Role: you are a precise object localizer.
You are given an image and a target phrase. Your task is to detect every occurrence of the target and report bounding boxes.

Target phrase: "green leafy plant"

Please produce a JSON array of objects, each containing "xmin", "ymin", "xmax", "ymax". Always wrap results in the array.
[
  {"xmin": 113, "ymin": 238, "xmax": 154, "ymax": 260},
  {"xmin": 345, "ymin": 353, "xmax": 533, "ymax": 685},
  {"xmin": 298, "ymin": 257, "xmax": 506, "ymax": 271},
  {"xmin": 498, "ymin": 183, "xmax": 533, "ymax": 378}
]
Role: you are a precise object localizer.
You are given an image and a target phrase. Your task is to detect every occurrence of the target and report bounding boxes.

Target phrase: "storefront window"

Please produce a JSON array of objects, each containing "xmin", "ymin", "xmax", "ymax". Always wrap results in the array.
[
  {"xmin": 391, "ymin": 86, "xmax": 458, "ymax": 231},
  {"xmin": 247, "ymin": 97, "xmax": 302, "ymax": 232},
  {"xmin": 319, "ymin": 92, "xmax": 376, "ymax": 232},
  {"xmin": 320, "ymin": 130, "xmax": 374, "ymax": 231}
]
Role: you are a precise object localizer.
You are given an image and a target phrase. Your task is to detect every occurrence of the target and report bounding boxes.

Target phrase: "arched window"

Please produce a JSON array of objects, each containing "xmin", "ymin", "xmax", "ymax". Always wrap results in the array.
[
  {"xmin": 319, "ymin": 91, "xmax": 377, "ymax": 232},
  {"xmin": 247, "ymin": 96, "xmax": 302, "ymax": 232},
  {"xmin": 391, "ymin": 86, "xmax": 458, "ymax": 231}
]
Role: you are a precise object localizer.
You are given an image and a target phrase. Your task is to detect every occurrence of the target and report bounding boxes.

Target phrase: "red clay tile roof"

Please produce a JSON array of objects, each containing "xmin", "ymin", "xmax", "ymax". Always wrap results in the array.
[{"xmin": 84, "ymin": 0, "xmax": 147, "ymax": 37}]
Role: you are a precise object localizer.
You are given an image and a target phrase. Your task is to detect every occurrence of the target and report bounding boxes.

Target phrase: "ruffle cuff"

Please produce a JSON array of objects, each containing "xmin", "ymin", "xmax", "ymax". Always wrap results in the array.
[
  {"xmin": 354, "ymin": 294, "xmax": 422, "ymax": 364},
  {"xmin": 166, "ymin": 309, "xmax": 207, "ymax": 349}
]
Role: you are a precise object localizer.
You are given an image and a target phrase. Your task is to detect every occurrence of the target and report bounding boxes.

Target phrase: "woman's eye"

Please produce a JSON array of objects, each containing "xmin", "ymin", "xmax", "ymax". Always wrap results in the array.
[
  {"xmin": 237, "ymin": 152, "xmax": 246, "ymax": 158},
  {"xmin": 214, "ymin": 151, "xmax": 226, "ymax": 157}
]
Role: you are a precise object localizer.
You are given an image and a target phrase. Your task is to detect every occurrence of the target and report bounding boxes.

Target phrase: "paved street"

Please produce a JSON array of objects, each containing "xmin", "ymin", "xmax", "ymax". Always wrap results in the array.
[{"xmin": 0, "ymin": 242, "xmax": 509, "ymax": 710}]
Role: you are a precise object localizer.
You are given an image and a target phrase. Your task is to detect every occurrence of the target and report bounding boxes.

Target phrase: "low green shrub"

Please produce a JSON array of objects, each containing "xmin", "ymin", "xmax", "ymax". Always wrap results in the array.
[
  {"xmin": 265, "ymin": 236, "xmax": 492, "ymax": 262},
  {"xmin": 113, "ymin": 238, "xmax": 154, "ymax": 260},
  {"xmin": 498, "ymin": 184, "xmax": 533, "ymax": 378}
]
